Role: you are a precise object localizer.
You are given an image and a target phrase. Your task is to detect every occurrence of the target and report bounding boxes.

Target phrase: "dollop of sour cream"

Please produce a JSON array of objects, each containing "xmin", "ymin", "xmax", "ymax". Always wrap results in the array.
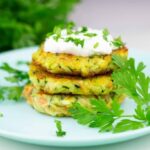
[{"xmin": 44, "ymin": 27, "xmax": 119, "ymax": 56}]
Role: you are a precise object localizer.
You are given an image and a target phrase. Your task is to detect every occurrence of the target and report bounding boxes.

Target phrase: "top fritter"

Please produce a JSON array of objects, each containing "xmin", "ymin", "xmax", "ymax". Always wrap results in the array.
[{"xmin": 32, "ymin": 24, "xmax": 128, "ymax": 77}]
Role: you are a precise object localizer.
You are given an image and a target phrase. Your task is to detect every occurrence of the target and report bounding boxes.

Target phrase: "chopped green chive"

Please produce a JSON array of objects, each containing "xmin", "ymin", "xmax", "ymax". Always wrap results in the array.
[
  {"xmin": 74, "ymin": 26, "xmax": 88, "ymax": 34},
  {"xmin": 80, "ymin": 26, "xmax": 88, "ymax": 32},
  {"xmin": 103, "ymin": 28, "xmax": 109, "ymax": 41},
  {"xmin": 66, "ymin": 22, "xmax": 75, "ymax": 29},
  {"xmin": 65, "ymin": 37, "xmax": 84, "ymax": 48},
  {"xmin": 84, "ymin": 33, "xmax": 97, "ymax": 37},
  {"xmin": 52, "ymin": 26, "xmax": 62, "ymax": 41},
  {"xmin": 93, "ymin": 42, "xmax": 99, "ymax": 48},
  {"xmin": 53, "ymin": 35, "xmax": 60, "ymax": 41}
]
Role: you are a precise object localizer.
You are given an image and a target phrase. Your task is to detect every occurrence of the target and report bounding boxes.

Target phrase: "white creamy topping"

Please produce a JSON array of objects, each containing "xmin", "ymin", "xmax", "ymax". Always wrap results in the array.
[{"xmin": 44, "ymin": 27, "xmax": 119, "ymax": 56}]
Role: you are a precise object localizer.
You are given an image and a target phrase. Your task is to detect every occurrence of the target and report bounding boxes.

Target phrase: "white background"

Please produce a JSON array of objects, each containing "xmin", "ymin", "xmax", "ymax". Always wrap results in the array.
[{"xmin": 1, "ymin": 0, "xmax": 150, "ymax": 149}]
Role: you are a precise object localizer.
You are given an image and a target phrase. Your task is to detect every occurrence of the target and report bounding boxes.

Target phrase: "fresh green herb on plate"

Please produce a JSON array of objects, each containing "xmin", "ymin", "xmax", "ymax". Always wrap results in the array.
[
  {"xmin": 0, "ymin": 62, "xmax": 29, "ymax": 101},
  {"xmin": 55, "ymin": 120, "xmax": 66, "ymax": 137},
  {"xmin": 69, "ymin": 55, "xmax": 150, "ymax": 133}
]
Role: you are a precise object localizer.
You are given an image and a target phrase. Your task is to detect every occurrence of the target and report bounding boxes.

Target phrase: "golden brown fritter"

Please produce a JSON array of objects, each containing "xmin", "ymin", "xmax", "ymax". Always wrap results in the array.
[
  {"xmin": 29, "ymin": 63, "xmax": 114, "ymax": 95},
  {"xmin": 32, "ymin": 45, "xmax": 128, "ymax": 77},
  {"xmin": 22, "ymin": 84, "xmax": 125, "ymax": 117}
]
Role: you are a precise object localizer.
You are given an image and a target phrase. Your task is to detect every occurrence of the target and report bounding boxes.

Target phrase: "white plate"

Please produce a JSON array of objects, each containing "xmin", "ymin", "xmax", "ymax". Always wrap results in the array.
[{"xmin": 0, "ymin": 47, "xmax": 150, "ymax": 147}]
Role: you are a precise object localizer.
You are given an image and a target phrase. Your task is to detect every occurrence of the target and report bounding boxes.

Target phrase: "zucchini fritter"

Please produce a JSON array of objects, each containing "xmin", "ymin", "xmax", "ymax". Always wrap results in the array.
[
  {"xmin": 32, "ymin": 45, "xmax": 128, "ymax": 77},
  {"xmin": 23, "ymin": 84, "xmax": 125, "ymax": 117},
  {"xmin": 29, "ymin": 63, "xmax": 113, "ymax": 95}
]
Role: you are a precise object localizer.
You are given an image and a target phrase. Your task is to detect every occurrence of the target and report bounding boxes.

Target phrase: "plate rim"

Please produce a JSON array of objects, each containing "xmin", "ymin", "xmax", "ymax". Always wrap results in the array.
[{"xmin": 0, "ymin": 126, "xmax": 150, "ymax": 147}]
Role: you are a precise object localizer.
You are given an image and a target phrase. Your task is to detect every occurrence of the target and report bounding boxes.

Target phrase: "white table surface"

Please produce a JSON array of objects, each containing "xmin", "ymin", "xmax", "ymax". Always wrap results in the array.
[{"xmin": 1, "ymin": 0, "xmax": 150, "ymax": 149}]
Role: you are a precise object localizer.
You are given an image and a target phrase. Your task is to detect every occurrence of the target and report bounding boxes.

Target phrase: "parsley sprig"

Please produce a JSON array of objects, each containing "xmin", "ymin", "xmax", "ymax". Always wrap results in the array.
[
  {"xmin": 0, "ymin": 62, "xmax": 30, "ymax": 101},
  {"xmin": 70, "ymin": 98, "xmax": 144, "ymax": 133},
  {"xmin": 69, "ymin": 55, "xmax": 150, "ymax": 133},
  {"xmin": 112, "ymin": 55, "xmax": 150, "ymax": 125}
]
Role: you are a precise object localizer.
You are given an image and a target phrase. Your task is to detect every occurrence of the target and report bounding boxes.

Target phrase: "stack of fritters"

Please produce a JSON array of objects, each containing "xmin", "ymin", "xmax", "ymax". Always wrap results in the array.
[{"xmin": 23, "ymin": 45, "xmax": 128, "ymax": 116}]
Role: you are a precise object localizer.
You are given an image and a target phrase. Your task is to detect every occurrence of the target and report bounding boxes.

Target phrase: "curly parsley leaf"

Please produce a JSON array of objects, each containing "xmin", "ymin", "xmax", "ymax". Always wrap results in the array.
[{"xmin": 55, "ymin": 120, "xmax": 66, "ymax": 137}]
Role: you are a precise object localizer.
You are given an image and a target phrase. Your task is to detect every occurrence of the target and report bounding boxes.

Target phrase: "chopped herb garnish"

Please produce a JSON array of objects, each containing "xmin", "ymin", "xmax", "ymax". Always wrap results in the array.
[
  {"xmin": 84, "ymin": 33, "xmax": 97, "ymax": 37},
  {"xmin": 65, "ymin": 37, "xmax": 84, "ymax": 48},
  {"xmin": 66, "ymin": 22, "xmax": 75, "ymax": 34},
  {"xmin": 112, "ymin": 36, "xmax": 124, "ymax": 48},
  {"xmin": 53, "ymin": 35, "xmax": 60, "ymax": 41},
  {"xmin": 67, "ymin": 22, "xmax": 75, "ymax": 28},
  {"xmin": 53, "ymin": 26, "xmax": 62, "ymax": 35},
  {"xmin": 74, "ymin": 26, "xmax": 88, "ymax": 34},
  {"xmin": 80, "ymin": 26, "xmax": 88, "ymax": 33},
  {"xmin": 103, "ymin": 28, "xmax": 109, "ymax": 41},
  {"xmin": 55, "ymin": 120, "xmax": 66, "ymax": 137},
  {"xmin": 93, "ymin": 42, "xmax": 99, "ymax": 48},
  {"xmin": 52, "ymin": 26, "xmax": 62, "ymax": 41}
]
